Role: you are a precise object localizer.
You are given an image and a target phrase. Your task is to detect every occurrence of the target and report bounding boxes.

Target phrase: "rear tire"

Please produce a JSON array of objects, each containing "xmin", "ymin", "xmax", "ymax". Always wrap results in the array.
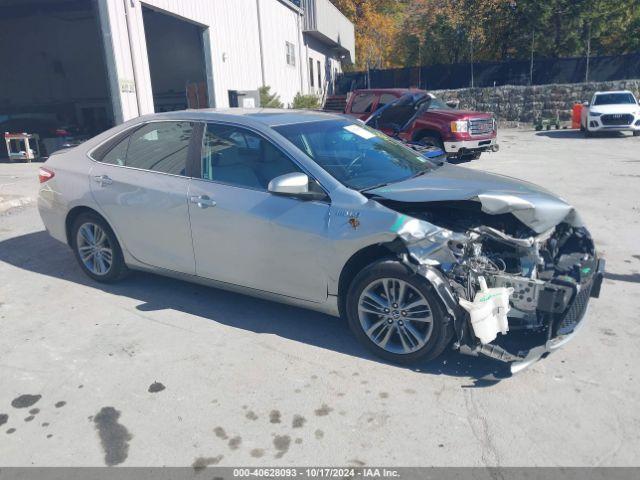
[
  {"xmin": 345, "ymin": 259, "xmax": 453, "ymax": 364},
  {"xmin": 633, "ymin": 131, "xmax": 640, "ymax": 137},
  {"xmin": 71, "ymin": 212, "xmax": 129, "ymax": 283}
]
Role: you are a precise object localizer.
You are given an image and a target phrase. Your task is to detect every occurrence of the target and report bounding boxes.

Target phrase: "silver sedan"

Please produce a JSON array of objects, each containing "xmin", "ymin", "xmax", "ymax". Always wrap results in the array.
[{"xmin": 38, "ymin": 109, "xmax": 603, "ymax": 371}]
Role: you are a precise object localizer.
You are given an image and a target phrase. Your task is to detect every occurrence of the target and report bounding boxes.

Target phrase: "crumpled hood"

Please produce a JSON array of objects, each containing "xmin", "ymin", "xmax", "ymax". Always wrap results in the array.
[{"xmin": 368, "ymin": 164, "xmax": 582, "ymax": 233}]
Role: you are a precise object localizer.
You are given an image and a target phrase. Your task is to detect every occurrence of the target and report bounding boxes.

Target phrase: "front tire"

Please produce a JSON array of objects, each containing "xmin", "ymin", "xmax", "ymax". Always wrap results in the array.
[
  {"xmin": 71, "ymin": 212, "xmax": 129, "ymax": 283},
  {"xmin": 461, "ymin": 151, "xmax": 482, "ymax": 161},
  {"xmin": 345, "ymin": 259, "xmax": 452, "ymax": 364},
  {"xmin": 633, "ymin": 131, "xmax": 640, "ymax": 137},
  {"xmin": 416, "ymin": 134, "xmax": 444, "ymax": 151}
]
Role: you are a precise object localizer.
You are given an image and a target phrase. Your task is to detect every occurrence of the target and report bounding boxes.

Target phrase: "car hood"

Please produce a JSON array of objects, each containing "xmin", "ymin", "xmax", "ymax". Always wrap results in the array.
[
  {"xmin": 367, "ymin": 164, "xmax": 580, "ymax": 233},
  {"xmin": 425, "ymin": 109, "xmax": 493, "ymax": 121},
  {"xmin": 589, "ymin": 104, "xmax": 639, "ymax": 114}
]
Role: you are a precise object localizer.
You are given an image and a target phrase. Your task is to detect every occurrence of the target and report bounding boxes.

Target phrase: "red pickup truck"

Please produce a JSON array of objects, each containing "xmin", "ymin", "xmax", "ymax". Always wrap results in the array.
[{"xmin": 344, "ymin": 88, "xmax": 498, "ymax": 160}]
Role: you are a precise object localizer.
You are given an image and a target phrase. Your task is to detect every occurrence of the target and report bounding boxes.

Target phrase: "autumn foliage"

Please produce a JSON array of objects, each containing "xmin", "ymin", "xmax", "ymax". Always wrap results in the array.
[{"xmin": 331, "ymin": 0, "xmax": 640, "ymax": 70}]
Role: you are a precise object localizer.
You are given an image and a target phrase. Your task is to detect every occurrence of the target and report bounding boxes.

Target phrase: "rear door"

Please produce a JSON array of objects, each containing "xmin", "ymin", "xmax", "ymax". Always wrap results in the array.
[
  {"xmin": 187, "ymin": 122, "xmax": 331, "ymax": 302},
  {"xmin": 90, "ymin": 121, "xmax": 197, "ymax": 274}
]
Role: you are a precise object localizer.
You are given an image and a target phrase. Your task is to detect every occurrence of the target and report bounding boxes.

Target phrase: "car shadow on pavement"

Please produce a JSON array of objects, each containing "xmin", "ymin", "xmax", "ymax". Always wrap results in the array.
[
  {"xmin": 0, "ymin": 230, "xmax": 509, "ymax": 386},
  {"xmin": 535, "ymin": 129, "xmax": 630, "ymax": 139}
]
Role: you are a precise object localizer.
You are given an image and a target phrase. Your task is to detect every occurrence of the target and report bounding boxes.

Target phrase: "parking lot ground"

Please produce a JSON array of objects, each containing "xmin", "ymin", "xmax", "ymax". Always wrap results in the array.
[{"xmin": 1, "ymin": 129, "xmax": 639, "ymax": 467}]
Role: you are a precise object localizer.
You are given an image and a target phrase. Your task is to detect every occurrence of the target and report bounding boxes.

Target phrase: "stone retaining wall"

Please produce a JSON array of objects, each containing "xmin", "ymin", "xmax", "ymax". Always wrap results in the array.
[{"xmin": 432, "ymin": 79, "xmax": 640, "ymax": 123}]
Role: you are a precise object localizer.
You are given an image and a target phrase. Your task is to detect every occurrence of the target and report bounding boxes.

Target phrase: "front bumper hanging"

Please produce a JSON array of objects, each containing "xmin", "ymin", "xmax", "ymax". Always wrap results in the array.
[{"xmin": 467, "ymin": 258, "xmax": 605, "ymax": 374}]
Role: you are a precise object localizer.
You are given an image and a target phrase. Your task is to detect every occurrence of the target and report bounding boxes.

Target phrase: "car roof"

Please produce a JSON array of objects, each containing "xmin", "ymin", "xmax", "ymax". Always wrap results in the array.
[{"xmin": 134, "ymin": 109, "xmax": 346, "ymax": 128}]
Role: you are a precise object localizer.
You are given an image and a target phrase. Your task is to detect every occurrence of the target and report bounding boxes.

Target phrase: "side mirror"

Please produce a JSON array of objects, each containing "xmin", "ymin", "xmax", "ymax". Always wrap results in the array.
[
  {"xmin": 268, "ymin": 172, "xmax": 310, "ymax": 195},
  {"xmin": 583, "ymin": 101, "xmax": 589, "ymax": 106},
  {"xmin": 446, "ymin": 99, "xmax": 459, "ymax": 109},
  {"xmin": 268, "ymin": 172, "xmax": 327, "ymax": 201}
]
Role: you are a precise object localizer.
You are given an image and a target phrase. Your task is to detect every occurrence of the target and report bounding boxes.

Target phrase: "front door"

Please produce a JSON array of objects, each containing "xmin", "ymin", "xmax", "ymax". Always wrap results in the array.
[
  {"xmin": 90, "ymin": 121, "xmax": 196, "ymax": 274},
  {"xmin": 188, "ymin": 122, "xmax": 330, "ymax": 302}
]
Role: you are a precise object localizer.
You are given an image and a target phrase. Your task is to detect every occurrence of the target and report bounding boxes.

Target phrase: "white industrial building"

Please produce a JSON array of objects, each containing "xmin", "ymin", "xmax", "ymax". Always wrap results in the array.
[{"xmin": 0, "ymin": 0, "xmax": 354, "ymax": 154}]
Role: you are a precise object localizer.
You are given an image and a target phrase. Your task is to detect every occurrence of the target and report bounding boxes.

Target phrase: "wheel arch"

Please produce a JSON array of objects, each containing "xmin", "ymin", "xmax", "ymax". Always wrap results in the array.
[
  {"xmin": 65, "ymin": 206, "xmax": 111, "ymax": 247},
  {"xmin": 337, "ymin": 241, "xmax": 404, "ymax": 318},
  {"xmin": 412, "ymin": 128, "xmax": 443, "ymax": 143}
]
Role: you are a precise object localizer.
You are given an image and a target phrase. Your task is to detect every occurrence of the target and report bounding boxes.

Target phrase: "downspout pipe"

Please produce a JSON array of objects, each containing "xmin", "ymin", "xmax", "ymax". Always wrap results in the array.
[
  {"xmin": 123, "ymin": 0, "xmax": 143, "ymax": 116},
  {"xmin": 296, "ymin": 11, "xmax": 304, "ymax": 94},
  {"xmin": 256, "ymin": 0, "xmax": 266, "ymax": 87}
]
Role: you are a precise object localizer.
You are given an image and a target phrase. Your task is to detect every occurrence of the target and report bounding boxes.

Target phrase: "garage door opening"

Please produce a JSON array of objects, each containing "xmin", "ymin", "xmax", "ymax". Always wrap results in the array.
[
  {"xmin": 142, "ymin": 7, "xmax": 209, "ymax": 112},
  {"xmin": 0, "ymin": 0, "xmax": 113, "ymax": 157}
]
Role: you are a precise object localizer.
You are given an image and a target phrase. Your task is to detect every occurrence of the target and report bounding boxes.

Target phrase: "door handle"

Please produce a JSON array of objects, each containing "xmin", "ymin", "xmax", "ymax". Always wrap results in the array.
[
  {"xmin": 189, "ymin": 195, "xmax": 216, "ymax": 208},
  {"xmin": 92, "ymin": 175, "xmax": 113, "ymax": 186}
]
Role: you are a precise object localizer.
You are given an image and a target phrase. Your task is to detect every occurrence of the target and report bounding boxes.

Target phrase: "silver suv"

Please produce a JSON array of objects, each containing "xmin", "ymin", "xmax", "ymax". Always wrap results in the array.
[{"xmin": 38, "ymin": 110, "xmax": 604, "ymax": 372}]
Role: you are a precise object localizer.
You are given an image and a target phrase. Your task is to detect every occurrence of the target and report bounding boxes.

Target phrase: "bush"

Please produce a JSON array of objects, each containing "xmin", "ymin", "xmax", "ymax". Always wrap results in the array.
[
  {"xmin": 292, "ymin": 92, "xmax": 320, "ymax": 110},
  {"xmin": 259, "ymin": 86, "xmax": 283, "ymax": 108}
]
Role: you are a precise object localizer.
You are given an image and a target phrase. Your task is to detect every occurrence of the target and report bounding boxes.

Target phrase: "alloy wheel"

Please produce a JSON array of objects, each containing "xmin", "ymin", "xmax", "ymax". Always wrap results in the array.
[
  {"xmin": 76, "ymin": 222, "xmax": 113, "ymax": 276},
  {"xmin": 357, "ymin": 277, "xmax": 434, "ymax": 354}
]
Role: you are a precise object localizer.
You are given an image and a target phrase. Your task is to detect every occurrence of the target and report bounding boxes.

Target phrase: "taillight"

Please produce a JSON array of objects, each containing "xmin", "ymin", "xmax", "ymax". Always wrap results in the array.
[{"xmin": 39, "ymin": 167, "xmax": 55, "ymax": 183}]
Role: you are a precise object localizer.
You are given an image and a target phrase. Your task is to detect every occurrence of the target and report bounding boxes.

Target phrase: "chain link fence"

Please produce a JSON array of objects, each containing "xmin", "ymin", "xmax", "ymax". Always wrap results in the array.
[{"xmin": 336, "ymin": 53, "xmax": 640, "ymax": 94}]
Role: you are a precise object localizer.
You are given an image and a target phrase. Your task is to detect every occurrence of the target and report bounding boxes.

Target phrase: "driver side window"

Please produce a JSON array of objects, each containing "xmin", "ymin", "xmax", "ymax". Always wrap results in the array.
[{"xmin": 201, "ymin": 123, "xmax": 302, "ymax": 190}]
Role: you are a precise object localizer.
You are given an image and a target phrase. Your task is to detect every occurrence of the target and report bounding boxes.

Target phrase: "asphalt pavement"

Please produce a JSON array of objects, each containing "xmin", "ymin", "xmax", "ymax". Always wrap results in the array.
[{"xmin": 0, "ymin": 129, "xmax": 639, "ymax": 467}]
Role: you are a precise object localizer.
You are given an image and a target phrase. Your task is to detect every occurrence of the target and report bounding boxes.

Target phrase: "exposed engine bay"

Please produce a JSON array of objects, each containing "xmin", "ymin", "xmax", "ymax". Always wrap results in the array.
[{"xmin": 376, "ymin": 198, "xmax": 605, "ymax": 371}]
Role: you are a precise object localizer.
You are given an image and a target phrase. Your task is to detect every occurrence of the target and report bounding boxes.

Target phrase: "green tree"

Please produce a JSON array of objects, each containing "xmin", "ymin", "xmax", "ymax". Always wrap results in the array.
[
  {"xmin": 331, "ymin": 0, "xmax": 407, "ymax": 69},
  {"xmin": 338, "ymin": 0, "xmax": 640, "ymax": 69},
  {"xmin": 292, "ymin": 93, "xmax": 320, "ymax": 109},
  {"xmin": 259, "ymin": 86, "xmax": 283, "ymax": 108}
]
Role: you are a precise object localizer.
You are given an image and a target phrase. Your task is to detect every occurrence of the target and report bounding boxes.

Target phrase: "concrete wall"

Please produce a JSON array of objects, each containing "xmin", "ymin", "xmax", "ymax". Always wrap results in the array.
[
  {"xmin": 432, "ymin": 79, "xmax": 640, "ymax": 123},
  {"xmin": 300, "ymin": 0, "xmax": 355, "ymax": 62},
  {"xmin": 98, "ymin": 0, "xmax": 352, "ymax": 120},
  {"xmin": 305, "ymin": 35, "xmax": 343, "ymax": 97},
  {"xmin": 257, "ymin": 0, "xmax": 305, "ymax": 105},
  {"xmin": 99, "ymin": 0, "xmax": 264, "ymax": 117},
  {"xmin": 98, "ymin": 0, "xmax": 155, "ymax": 123}
]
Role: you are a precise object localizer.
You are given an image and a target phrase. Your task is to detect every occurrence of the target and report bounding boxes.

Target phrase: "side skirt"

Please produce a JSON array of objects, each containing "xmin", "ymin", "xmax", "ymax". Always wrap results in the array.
[{"xmin": 124, "ymin": 260, "xmax": 340, "ymax": 318}]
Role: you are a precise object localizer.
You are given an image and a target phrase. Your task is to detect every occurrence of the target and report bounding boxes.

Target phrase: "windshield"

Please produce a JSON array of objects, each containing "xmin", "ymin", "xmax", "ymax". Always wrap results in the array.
[
  {"xmin": 427, "ymin": 96, "xmax": 452, "ymax": 110},
  {"xmin": 274, "ymin": 120, "xmax": 434, "ymax": 190},
  {"xmin": 593, "ymin": 93, "xmax": 636, "ymax": 105}
]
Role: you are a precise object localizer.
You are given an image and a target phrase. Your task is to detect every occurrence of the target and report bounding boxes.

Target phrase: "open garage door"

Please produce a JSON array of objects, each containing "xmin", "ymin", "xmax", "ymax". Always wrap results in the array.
[
  {"xmin": 142, "ymin": 7, "xmax": 209, "ymax": 112},
  {"xmin": 0, "ymin": 0, "xmax": 113, "ymax": 158}
]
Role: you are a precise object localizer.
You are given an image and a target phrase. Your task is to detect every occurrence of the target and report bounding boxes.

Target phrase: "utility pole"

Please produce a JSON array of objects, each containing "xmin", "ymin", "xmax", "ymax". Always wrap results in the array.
[
  {"xmin": 530, "ymin": 30, "xmax": 535, "ymax": 86},
  {"xmin": 470, "ymin": 39, "xmax": 474, "ymax": 88},
  {"xmin": 417, "ymin": 42, "xmax": 421, "ymax": 89},
  {"xmin": 585, "ymin": 22, "xmax": 591, "ymax": 83}
]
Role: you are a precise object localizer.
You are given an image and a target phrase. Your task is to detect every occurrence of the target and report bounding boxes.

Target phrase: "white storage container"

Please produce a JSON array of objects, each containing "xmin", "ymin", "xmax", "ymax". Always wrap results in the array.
[{"xmin": 459, "ymin": 277, "xmax": 514, "ymax": 344}]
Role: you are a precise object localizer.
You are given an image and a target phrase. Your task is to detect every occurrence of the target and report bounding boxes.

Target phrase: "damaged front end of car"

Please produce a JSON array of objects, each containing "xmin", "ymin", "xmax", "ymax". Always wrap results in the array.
[{"xmin": 372, "ymin": 193, "xmax": 605, "ymax": 374}]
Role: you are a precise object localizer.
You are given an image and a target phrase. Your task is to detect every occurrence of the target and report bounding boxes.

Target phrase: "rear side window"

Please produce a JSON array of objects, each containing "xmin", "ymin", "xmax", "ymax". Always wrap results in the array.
[
  {"xmin": 100, "ymin": 122, "xmax": 193, "ymax": 176},
  {"xmin": 376, "ymin": 93, "xmax": 398, "ymax": 110},
  {"xmin": 350, "ymin": 93, "xmax": 376, "ymax": 114}
]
